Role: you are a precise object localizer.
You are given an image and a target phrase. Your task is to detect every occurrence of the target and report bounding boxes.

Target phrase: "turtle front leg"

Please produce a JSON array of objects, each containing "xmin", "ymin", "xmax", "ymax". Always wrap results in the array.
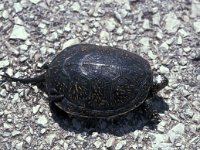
[
  {"xmin": 49, "ymin": 88, "xmax": 64, "ymax": 103},
  {"xmin": 141, "ymin": 98, "xmax": 160, "ymax": 123}
]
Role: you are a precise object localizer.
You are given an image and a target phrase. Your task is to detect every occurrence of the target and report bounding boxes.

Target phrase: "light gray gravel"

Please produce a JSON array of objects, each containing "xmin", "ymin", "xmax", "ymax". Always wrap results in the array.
[{"xmin": 0, "ymin": 0, "xmax": 200, "ymax": 149}]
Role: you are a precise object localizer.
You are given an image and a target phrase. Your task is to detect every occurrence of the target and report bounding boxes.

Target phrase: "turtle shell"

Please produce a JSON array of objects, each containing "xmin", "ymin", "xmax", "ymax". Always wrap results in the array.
[{"xmin": 46, "ymin": 44, "xmax": 153, "ymax": 118}]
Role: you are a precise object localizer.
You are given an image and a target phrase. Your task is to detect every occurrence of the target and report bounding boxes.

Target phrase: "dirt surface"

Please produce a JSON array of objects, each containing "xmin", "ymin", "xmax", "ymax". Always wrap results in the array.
[{"xmin": 0, "ymin": 0, "xmax": 199, "ymax": 149}]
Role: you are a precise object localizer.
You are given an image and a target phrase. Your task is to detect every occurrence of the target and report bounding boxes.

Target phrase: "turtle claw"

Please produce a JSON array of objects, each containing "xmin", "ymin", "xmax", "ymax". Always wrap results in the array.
[
  {"xmin": 1, "ymin": 73, "xmax": 12, "ymax": 82},
  {"xmin": 141, "ymin": 99, "xmax": 161, "ymax": 124},
  {"xmin": 41, "ymin": 62, "xmax": 49, "ymax": 69}
]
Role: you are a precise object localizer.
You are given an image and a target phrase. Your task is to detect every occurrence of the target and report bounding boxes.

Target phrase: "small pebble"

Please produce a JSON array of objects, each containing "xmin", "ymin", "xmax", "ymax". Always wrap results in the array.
[
  {"xmin": 160, "ymin": 65, "xmax": 170, "ymax": 74},
  {"xmin": 46, "ymin": 134, "xmax": 56, "ymax": 145},
  {"xmin": 2, "ymin": 10, "xmax": 9, "ymax": 19},
  {"xmin": 30, "ymin": 0, "xmax": 41, "ymax": 4},
  {"xmin": 177, "ymin": 36, "xmax": 182, "ymax": 45},
  {"xmin": 106, "ymin": 137, "xmax": 115, "ymax": 148},
  {"xmin": 71, "ymin": 2, "xmax": 81, "ymax": 12},
  {"xmin": 193, "ymin": 21, "xmax": 200, "ymax": 33},
  {"xmin": 15, "ymin": 142, "xmax": 23, "ymax": 150},
  {"xmin": 25, "ymin": 136, "xmax": 32, "ymax": 144},
  {"xmin": 94, "ymin": 140, "xmax": 102, "ymax": 148},
  {"xmin": 142, "ymin": 19, "xmax": 150, "ymax": 30},
  {"xmin": 153, "ymin": 13, "xmax": 160, "ymax": 25},
  {"xmin": 12, "ymin": 130, "xmax": 21, "ymax": 136},
  {"xmin": 105, "ymin": 18, "xmax": 116, "ymax": 32},
  {"xmin": 32, "ymin": 105, "xmax": 40, "ymax": 114},
  {"xmin": 183, "ymin": 47, "xmax": 191, "ymax": 52},
  {"xmin": 100, "ymin": 30, "xmax": 109, "ymax": 41}
]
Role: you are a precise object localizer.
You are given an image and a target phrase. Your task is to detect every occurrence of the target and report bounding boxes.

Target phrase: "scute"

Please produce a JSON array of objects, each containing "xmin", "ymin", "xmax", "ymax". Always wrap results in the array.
[{"xmin": 46, "ymin": 44, "xmax": 153, "ymax": 118}]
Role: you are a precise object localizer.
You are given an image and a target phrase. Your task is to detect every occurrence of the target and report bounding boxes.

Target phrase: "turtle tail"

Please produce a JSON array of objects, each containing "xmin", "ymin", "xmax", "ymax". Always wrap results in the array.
[{"xmin": 1, "ymin": 73, "xmax": 46, "ymax": 84}]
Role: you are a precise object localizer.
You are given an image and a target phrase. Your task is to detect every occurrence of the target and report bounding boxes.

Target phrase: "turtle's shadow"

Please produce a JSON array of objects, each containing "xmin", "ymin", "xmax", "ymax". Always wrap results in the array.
[{"xmin": 48, "ymin": 96, "xmax": 169, "ymax": 136}]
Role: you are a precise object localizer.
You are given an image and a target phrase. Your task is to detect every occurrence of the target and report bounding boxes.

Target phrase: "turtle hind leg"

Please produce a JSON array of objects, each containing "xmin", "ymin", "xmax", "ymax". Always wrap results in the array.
[
  {"xmin": 49, "ymin": 88, "xmax": 64, "ymax": 103},
  {"xmin": 2, "ymin": 73, "xmax": 46, "ymax": 84},
  {"xmin": 49, "ymin": 95, "xmax": 64, "ymax": 103}
]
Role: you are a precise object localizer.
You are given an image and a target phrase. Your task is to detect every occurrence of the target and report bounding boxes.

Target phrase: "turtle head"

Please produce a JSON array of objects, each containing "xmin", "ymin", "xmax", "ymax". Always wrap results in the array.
[{"xmin": 151, "ymin": 74, "xmax": 168, "ymax": 95}]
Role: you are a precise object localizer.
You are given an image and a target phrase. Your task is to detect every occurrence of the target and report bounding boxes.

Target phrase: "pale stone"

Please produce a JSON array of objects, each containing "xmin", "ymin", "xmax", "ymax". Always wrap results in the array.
[
  {"xmin": 25, "ymin": 136, "xmax": 31, "ymax": 144},
  {"xmin": 193, "ymin": 21, "xmax": 200, "ymax": 33},
  {"xmin": 32, "ymin": 105, "xmax": 40, "ymax": 114},
  {"xmin": 15, "ymin": 142, "xmax": 23, "ymax": 150},
  {"xmin": 2, "ymin": 10, "xmax": 9, "ymax": 19},
  {"xmin": 148, "ymin": 51, "xmax": 157, "ymax": 59},
  {"xmin": 14, "ymin": 3, "xmax": 23, "ymax": 13},
  {"xmin": 6, "ymin": 68, "xmax": 13, "ymax": 76},
  {"xmin": 106, "ymin": 137, "xmax": 115, "ymax": 147},
  {"xmin": 94, "ymin": 140, "xmax": 102, "ymax": 148},
  {"xmin": 62, "ymin": 38, "xmax": 80, "ymax": 49},
  {"xmin": 183, "ymin": 47, "xmax": 191, "ymax": 52},
  {"xmin": 116, "ymin": 27, "xmax": 124, "ymax": 35},
  {"xmin": 153, "ymin": 13, "xmax": 160, "ymax": 26},
  {"xmin": 114, "ymin": 11, "xmax": 122, "ymax": 23},
  {"xmin": 100, "ymin": 30, "xmax": 109, "ymax": 41},
  {"xmin": 177, "ymin": 36, "xmax": 182, "ymax": 45},
  {"xmin": 64, "ymin": 143, "xmax": 68, "ymax": 150},
  {"xmin": 160, "ymin": 42, "xmax": 169, "ymax": 50},
  {"xmin": 64, "ymin": 23, "xmax": 71, "ymax": 32},
  {"xmin": 191, "ymin": 1, "xmax": 200, "ymax": 17},
  {"xmin": 192, "ymin": 112, "xmax": 200, "ymax": 123},
  {"xmin": 4, "ymin": 123, "xmax": 13, "ymax": 129},
  {"xmin": 38, "ymin": 23, "xmax": 46, "ymax": 28},
  {"xmin": 0, "ymin": 60, "xmax": 9, "ymax": 68},
  {"xmin": 156, "ymin": 31, "xmax": 163, "ymax": 39},
  {"xmin": 46, "ymin": 134, "xmax": 56, "ymax": 145},
  {"xmin": 30, "ymin": 0, "xmax": 41, "ymax": 4},
  {"xmin": 14, "ymin": 17, "xmax": 23, "ymax": 25},
  {"xmin": 71, "ymin": 2, "xmax": 80, "ymax": 12},
  {"xmin": 41, "ymin": 128, "xmax": 46, "ymax": 134},
  {"xmin": 10, "ymin": 25, "xmax": 29, "ymax": 40},
  {"xmin": 20, "ymin": 44, "xmax": 28, "ymax": 51},
  {"xmin": 115, "ymin": 141, "xmax": 126, "ymax": 150},
  {"xmin": 151, "ymin": 133, "xmax": 168, "ymax": 148},
  {"xmin": 47, "ymin": 32, "xmax": 58, "ymax": 42},
  {"xmin": 139, "ymin": 37, "xmax": 150, "ymax": 50},
  {"xmin": 178, "ymin": 29, "xmax": 190, "ymax": 37},
  {"xmin": 164, "ymin": 12, "xmax": 180, "ymax": 33},
  {"xmin": 160, "ymin": 65, "xmax": 170, "ymax": 74},
  {"xmin": 197, "ymin": 75, "xmax": 200, "ymax": 81},
  {"xmin": 0, "ymin": 89, "xmax": 7, "ymax": 97},
  {"xmin": 105, "ymin": 19, "xmax": 116, "ymax": 32},
  {"xmin": 168, "ymin": 123, "xmax": 185, "ymax": 143},
  {"xmin": 37, "ymin": 115, "xmax": 48, "ymax": 126},
  {"xmin": 143, "ymin": 19, "xmax": 150, "ymax": 30},
  {"xmin": 104, "ymin": 0, "xmax": 112, "ymax": 5},
  {"xmin": 47, "ymin": 48, "xmax": 56, "ymax": 54},
  {"xmin": 0, "ymin": 4, "xmax": 4, "ymax": 10}
]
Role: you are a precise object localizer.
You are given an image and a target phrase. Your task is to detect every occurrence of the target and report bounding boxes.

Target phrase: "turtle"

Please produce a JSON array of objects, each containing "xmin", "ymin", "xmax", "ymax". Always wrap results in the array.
[{"xmin": 2, "ymin": 44, "xmax": 168, "ymax": 119}]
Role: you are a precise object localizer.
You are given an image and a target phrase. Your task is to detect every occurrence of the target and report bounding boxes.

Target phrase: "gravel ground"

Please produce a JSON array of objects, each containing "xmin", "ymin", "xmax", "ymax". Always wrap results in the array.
[{"xmin": 0, "ymin": 0, "xmax": 200, "ymax": 149}]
